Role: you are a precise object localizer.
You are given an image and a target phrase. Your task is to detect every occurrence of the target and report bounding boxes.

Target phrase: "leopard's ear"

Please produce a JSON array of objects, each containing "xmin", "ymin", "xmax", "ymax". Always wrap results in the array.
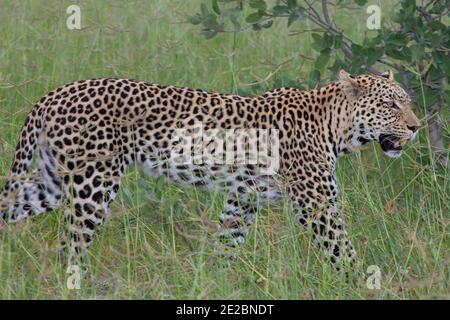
[
  {"xmin": 337, "ymin": 69, "xmax": 361, "ymax": 100},
  {"xmin": 381, "ymin": 69, "xmax": 394, "ymax": 80}
]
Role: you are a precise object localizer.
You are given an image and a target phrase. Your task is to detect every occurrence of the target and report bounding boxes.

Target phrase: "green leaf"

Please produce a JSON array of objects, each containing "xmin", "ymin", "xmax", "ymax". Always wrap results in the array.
[
  {"xmin": 439, "ymin": 56, "xmax": 450, "ymax": 74},
  {"xmin": 366, "ymin": 47, "xmax": 384, "ymax": 66},
  {"xmin": 272, "ymin": 5, "xmax": 289, "ymax": 15},
  {"xmin": 202, "ymin": 13, "xmax": 219, "ymax": 29},
  {"xmin": 287, "ymin": 0, "xmax": 297, "ymax": 9},
  {"xmin": 315, "ymin": 48, "xmax": 331, "ymax": 70},
  {"xmin": 252, "ymin": 23, "xmax": 262, "ymax": 31},
  {"xmin": 428, "ymin": 20, "xmax": 446, "ymax": 30},
  {"xmin": 333, "ymin": 34, "xmax": 343, "ymax": 49},
  {"xmin": 261, "ymin": 20, "xmax": 273, "ymax": 28},
  {"xmin": 212, "ymin": 0, "xmax": 221, "ymax": 15},
  {"xmin": 351, "ymin": 43, "xmax": 363, "ymax": 54},
  {"xmin": 401, "ymin": 0, "xmax": 416, "ymax": 10},
  {"xmin": 400, "ymin": 46, "xmax": 412, "ymax": 62},
  {"xmin": 354, "ymin": 0, "xmax": 367, "ymax": 6},
  {"xmin": 246, "ymin": 11, "xmax": 264, "ymax": 23},
  {"xmin": 386, "ymin": 46, "xmax": 411, "ymax": 62},
  {"xmin": 187, "ymin": 14, "xmax": 203, "ymax": 25},
  {"xmin": 287, "ymin": 7, "xmax": 306, "ymax": 27},
  {"xmin": 385, "ymin": 49, "xmax": 403, "ymax": 60},
  {"xmin": 410, "ymin": 45, "xmax": 425, "ymax": 61},
  {"xmin": 225, "ymin": 6, "xmax": 243, "ymax": 16},
  {"xmin": 311, "ymin": 33, "xmax": 332, "ymax": 51},
  {"xmin": 249, "ymin": 0, "xmax": 267, "ymax": 12},
  {"xmin": 229, "ymin": 12, "xmax": 241, "ymax": 30},
  {"xmin": 329, "ymin": 57, "xmax": 348, "ymax": 75},
  {"xmin": 311, "ymin": 33, "xmax": 323, "ymax": 51},
  {"xmin": 201, "ymin": 29, "xmax": 218, "ymax": 39},
  {"xmin": 424, "ymin": 33, "xmax": 441, "ymax": 47},
  {"xmin": 350, "ymin": 43, "xmax": 366, "ymax": 67},
  {"xmin": 200, "ymin": 3, "xmax": 209, "ymax": 16},
  {"xmin": 443, "ymin": 90, "xmax": 450, "ymax": 105},
  {"xmin": 309, "ymin": 69, "xmax": 321, "ymax": 84},
  {"xmin": 385, "ymin": 32, "xmax": 408, "ymax": 46},
  {"xmin": 287, "ymin": 12, "xmax": 297, "ymax": 27},
  {"xmin": 322, "ymin": 34, "xmax": 333, "ymax": 48}
]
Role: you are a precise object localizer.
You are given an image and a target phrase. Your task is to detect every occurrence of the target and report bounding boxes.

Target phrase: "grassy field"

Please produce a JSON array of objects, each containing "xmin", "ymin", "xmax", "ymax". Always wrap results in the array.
[{"xmin": 0, "ymin": 0, "xmax": 448, "ymax": 299}]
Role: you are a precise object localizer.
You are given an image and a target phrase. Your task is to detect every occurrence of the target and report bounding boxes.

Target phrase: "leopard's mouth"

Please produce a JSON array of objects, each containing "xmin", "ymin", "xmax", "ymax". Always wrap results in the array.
[{"xmin": 379, "ymin": 134, "xmax": 407, "ymax": 157}]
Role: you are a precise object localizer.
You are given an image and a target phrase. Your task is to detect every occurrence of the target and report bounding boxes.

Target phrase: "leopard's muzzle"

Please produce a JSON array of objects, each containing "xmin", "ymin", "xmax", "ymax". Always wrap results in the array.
[{"xmin": 379, "ymin": 134, "xmax": 407, "ymax": 158}]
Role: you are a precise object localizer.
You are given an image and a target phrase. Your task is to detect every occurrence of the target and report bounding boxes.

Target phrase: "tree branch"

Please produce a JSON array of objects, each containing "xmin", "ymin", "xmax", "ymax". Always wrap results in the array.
[{"xmin": 321, "ymin": 0, "xmax": 334, "ymax": 28}]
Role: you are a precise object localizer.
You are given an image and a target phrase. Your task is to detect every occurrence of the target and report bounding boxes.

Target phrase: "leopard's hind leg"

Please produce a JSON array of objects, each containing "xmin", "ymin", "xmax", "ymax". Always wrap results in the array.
[
  {"xmin": 216, "ymin": 166, "xmax": 283, "ymax": 253},
  {"xmin": 0, "ymin": 141, "xmax": 63, "ymax": 225},
  {"xmin": 218, "ymin": 190, "xmax": 258, "ymax": 248},
  {"xmin": 59, "ymin": 156, "xmax": 124, "ymax": 266}
]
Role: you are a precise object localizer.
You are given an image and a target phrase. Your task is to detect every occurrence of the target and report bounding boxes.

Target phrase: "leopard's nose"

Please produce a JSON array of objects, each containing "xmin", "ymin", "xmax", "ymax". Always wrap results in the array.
[{"xmin": 407, "ymin": 125, "xmax": 419, "ymax": 133}]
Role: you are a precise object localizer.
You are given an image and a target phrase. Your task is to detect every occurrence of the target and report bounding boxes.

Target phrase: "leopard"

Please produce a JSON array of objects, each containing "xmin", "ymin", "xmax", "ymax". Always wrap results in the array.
[{"xmin": 0, "ymin": 69, "xmax": 420, "ymax": 270}]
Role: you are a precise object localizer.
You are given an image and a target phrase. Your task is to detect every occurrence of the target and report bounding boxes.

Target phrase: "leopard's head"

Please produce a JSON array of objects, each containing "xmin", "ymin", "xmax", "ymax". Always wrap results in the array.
[{"xmin": 338, "ymin": 70, "xmax": 420, "ymax": 158}]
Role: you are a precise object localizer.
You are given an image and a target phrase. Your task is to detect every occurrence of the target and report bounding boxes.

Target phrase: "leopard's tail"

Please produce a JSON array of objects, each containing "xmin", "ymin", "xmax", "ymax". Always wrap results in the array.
[{"xmin": 0, "ymin": 104, "xmax": 48, "ymax": 224}]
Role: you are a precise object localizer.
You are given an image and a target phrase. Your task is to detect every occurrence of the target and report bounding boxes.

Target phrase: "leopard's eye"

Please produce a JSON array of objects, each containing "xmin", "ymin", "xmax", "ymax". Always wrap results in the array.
[
  {"xmin": 391, "ymin": 101, "xmax": 401, "ymax": 109},
  {"xmin": 383, "ymin": 99, "xmax": 400, "ymax": 109}
]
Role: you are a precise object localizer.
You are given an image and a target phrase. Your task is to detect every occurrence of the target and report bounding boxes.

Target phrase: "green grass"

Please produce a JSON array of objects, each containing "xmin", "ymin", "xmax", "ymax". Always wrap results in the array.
[{"xmin": 0, "ymin": 0, "xmax": 448, "ymax": 299}]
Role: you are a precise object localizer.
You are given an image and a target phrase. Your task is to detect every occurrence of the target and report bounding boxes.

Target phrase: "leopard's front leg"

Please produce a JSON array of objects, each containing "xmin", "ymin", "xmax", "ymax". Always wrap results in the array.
[
  {"xmin": 293, "ymin": 203, "xmax": 356, "ymax": 270},
  {"xmin": 287, "ymin": 175, "xmax": 357, "ymax": 271}
]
